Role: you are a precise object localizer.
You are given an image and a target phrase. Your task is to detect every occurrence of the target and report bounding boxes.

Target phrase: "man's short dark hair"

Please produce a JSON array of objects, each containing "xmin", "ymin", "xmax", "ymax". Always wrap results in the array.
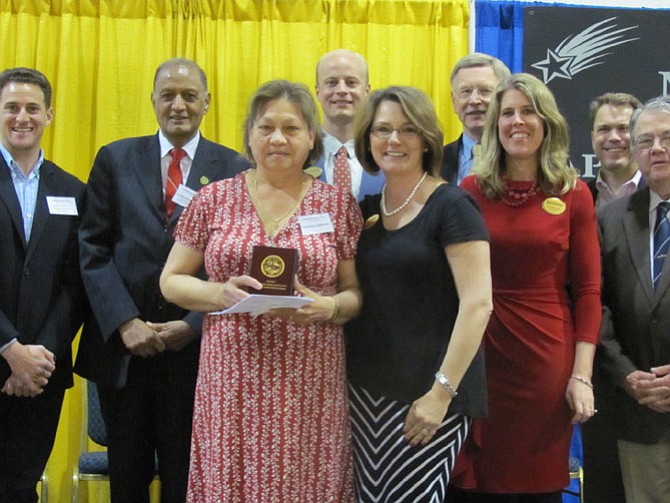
[
  {"xmin": 588, "ymin": 92, "xmax": 642, "ymax": 131},
  {"xmin": 0, "ymin": 67, "xmax": 52, "ymax": 108}
]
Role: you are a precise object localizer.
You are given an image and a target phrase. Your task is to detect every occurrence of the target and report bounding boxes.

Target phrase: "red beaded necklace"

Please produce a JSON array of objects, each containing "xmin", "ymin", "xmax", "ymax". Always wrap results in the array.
[{"xmin": 501, "ymin": 179, "xmax": 540, "ymax": 207}]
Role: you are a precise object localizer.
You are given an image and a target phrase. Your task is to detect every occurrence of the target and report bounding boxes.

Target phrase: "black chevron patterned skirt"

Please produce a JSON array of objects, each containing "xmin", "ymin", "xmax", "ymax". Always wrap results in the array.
[{"xmin": 349, "ymin": 384, "xmax": 470, "ymax": 503}]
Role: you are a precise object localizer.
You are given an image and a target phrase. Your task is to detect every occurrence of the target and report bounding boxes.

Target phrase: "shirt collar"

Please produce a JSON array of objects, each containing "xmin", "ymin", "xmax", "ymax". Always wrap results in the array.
[
  {"xmin": 323, "ymin": 131, "xmax": 354, "ymax": 157},
  {"xmin": 595, "ymin": 169, "xmax": 642, "ymax": 193},
  {"xmin": 158, "ymin": 130, "xmax": 200, "ymax": 160},
  {"xmin": 649, "ymin": 189, "xmax": 670, "ymax": 215},
  {"xmin": 0, "ymin": 142, "xmax": 44, "ymax": 178}
]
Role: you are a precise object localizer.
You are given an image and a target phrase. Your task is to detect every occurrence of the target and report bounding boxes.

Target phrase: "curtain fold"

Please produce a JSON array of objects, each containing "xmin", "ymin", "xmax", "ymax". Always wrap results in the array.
[
  {"xmin": 0, "ymin": 1, "xmax": 469, "ymax": 501},
  {"xmin": 474, "ymin": 0, "xmax": 528, "ymax": 72}
]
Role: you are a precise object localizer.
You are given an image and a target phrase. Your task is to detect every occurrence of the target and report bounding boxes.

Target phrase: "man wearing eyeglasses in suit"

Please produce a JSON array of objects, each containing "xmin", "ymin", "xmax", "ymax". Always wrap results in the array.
[
  {"xmin": 440, "ymin": 53, "xmax": 510, "ymax": 186},
  {"xmin": 597, "ymin": 96, "xmax": 670, "ymax": 503}
]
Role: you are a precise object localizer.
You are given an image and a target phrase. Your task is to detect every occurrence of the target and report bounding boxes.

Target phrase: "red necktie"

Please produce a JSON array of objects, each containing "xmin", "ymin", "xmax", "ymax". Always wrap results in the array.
[
  {"xmin": 333, "ymin": 146, "xmax": 352, "ymax": 192},
  {"xmin": 165, "ymin": 147, "xmax": 186, "ymax": 218}
]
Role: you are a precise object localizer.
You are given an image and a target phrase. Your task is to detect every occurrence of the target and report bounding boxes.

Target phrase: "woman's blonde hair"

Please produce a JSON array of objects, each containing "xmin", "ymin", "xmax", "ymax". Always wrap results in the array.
[{"xmin": 474, "ymin": 73, "xmax": 577, "ymax": 199}]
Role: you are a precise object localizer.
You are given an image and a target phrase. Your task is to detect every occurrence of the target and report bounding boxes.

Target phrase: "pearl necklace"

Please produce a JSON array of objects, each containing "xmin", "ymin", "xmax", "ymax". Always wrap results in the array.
[{"xmin": 380, "ymin": 172, "xmax": 428, "ymax": 217}]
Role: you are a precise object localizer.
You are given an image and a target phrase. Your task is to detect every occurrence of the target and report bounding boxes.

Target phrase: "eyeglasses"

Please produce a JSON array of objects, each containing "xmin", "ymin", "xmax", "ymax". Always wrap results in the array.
[
  {"xmin": 370, "ymin": 124, "xmax": 420, "ymax": 139},
  {"xmin": 456, "ymin": 87, "xmax": 493, "ymax": 100},
  {"xmin": 634, "ymin": 132, "xmax": 670, "ymax": 152}
]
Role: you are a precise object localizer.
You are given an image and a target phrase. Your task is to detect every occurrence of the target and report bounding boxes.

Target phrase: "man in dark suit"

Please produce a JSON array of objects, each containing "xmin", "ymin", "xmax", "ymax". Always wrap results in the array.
[
  {"xmin": 76, "ymin": 58, "xmax": 248, "ymax": 503},
  {"xmin": 587, "ymin": 92, "xmax": 643, "ymax": 208},
  {"xmin": 582, "ymin": 91, "xmax": 642, "ymax": 503},
  {"xmin": 440, "ymin": 53, "xmax": 509, "ymax": 185},
  {"xmin": 314, "ymin": 49, "xmax": 384, "ymax": 200},
  {"xmin": 597, "ymin": 96, "xmax": 670, "ymax": 503},
  {"xmin": 0, "ymin": 67, "xmax": 85, "ymax": 503}
]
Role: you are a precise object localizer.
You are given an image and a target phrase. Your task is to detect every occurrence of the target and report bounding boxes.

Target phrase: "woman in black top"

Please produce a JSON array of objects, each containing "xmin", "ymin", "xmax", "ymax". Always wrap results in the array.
[{"xmin": 346, "ymin": 86, "xmax": 492, "ymax": 502}]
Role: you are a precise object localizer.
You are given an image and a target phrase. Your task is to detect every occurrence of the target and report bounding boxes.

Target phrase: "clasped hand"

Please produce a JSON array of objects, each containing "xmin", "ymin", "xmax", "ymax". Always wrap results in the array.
[
  {"xmin": 1, "ymin": 343, "xmax": 55, "ymax": 397},
  {"xmin": 626, "ymin": 365, "xmax": 670, "ymax": 413},
  {"xmin": 120, "ymin": 318, "xmax": 195, "ymax": 357}
]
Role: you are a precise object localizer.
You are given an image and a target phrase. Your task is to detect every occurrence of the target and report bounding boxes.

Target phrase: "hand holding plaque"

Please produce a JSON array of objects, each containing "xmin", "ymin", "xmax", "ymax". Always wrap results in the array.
[{"xmin": 249, "ymin": 245, "xmax": 298, "ymax": 295}]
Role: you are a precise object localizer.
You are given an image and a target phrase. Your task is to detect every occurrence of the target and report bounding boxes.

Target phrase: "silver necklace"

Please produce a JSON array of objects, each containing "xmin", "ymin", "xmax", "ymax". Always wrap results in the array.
[
  {"xmin": 251, "ymin": 171, "xmax": 306, "ymax": 235},
  {"xmin": 380, "ymin": 171, "xmax": 428, "ymax": 217}
]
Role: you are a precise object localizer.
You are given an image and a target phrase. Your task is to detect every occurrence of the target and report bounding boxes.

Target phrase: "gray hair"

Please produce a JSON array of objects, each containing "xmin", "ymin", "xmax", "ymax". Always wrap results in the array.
[
  {"xmin": 630, "ymin": 96, "xmax": 670, "ymax": 151},
  {"xmin": 450, "ymin": 53, "xmax": 511, "ymax": 84}
]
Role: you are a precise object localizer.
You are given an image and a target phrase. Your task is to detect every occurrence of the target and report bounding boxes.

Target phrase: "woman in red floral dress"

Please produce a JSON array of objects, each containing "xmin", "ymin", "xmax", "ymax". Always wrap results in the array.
[{"xmin": 160, "ymin": 80, "xmax": 362, "ymax": 503}]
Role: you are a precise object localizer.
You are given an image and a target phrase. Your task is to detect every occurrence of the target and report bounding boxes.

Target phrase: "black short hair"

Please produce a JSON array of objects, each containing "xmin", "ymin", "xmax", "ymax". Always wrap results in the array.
[{"xmin": 0, "ymin": 67, "xmax": 52, "ymax": 108}]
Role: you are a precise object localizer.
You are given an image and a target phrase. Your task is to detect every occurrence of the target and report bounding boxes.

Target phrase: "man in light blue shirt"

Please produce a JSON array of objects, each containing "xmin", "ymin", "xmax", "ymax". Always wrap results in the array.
[
  {"xmin": 440, "ymin": 53, "xmax": 510, "ymax": 185},
  {"xmin": 0, "ymin": 67, "xmax": 86, "ymax": 503}
]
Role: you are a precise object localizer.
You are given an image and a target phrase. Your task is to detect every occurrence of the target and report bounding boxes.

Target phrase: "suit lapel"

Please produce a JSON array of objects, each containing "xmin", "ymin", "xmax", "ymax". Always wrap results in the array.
[
  {"xmin": 130, "ymin": 135, "xmax": 165, "ymax": 223},
  {"xmin": 623, "ymin": 190, "xmax": 655, "ymax": 305},
  {"xmin": 24, "ymin": 162, "xmax": 54, "ymax": 259},
  {"xmin": 172, "ymin": 137, "xmax": 216, "ymax": 221},
  {"xmin": 0, "ymin": 157, "xmax": 28, "ymax": 247}
]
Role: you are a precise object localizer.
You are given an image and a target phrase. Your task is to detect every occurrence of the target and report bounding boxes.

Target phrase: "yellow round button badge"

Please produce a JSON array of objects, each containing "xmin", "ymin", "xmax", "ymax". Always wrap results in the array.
[{"xmin": 542, "ymin": 197, "xmax": 566, "ymax": 215}]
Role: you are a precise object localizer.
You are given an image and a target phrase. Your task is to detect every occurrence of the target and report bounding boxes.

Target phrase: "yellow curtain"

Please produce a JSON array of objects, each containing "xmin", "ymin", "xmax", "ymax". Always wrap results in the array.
[{"xmin": 0, "ymin": 1, "xmax": 469, "ymax": 501}]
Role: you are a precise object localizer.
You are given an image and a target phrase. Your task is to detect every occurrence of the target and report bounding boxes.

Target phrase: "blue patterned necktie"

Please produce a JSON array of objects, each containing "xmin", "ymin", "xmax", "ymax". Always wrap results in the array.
[{"xmin": 653, "ymin": 201, "xmax": 670, "ymax": 290}]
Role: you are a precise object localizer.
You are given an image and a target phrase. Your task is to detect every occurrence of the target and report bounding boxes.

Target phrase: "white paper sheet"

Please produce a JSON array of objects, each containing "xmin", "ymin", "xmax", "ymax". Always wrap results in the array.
[{"xmin": 210, "ymin": 294, "xmax": 314, "ymax": 317}]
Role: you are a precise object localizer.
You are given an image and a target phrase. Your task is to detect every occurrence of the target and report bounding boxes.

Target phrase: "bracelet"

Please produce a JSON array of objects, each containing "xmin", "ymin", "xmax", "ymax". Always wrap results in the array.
[
  {"xmin": 435, "ymin": 371, "xmax": 458, "ymax": 398},
  {"xmin": 327, "ymin": 295, "xmax": 340, "ymax": 322},
  {"xmin": 570, "ymin": 375, "xmax": 594, "ymax": 389}
]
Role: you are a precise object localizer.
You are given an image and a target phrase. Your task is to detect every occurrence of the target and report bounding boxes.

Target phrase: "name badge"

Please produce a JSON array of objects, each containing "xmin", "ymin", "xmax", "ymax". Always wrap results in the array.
[
  {"xmin": 172, "ymin": 184, "xmax": 197, "ymax": 207},
  {"xmin": 298, "ymin": 213, "xmax": 334, "ymax": 235},
  {"xmin": 542, "ymin": 197, "xmax": 566, "ymax": 215},
  {"xmin": 46, "ymin": 196, "xmax": 78, "ymax": 216}
]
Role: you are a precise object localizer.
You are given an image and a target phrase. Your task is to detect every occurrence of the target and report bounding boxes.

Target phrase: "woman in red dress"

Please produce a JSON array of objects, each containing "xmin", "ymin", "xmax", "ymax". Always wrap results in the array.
[
  {"xmin": 159, "ymin": 80, "xmax": 362, "ymax": 502},
  {"xmin": 454, "ymin": 73, "xmax": 601, "ymax": 502}
]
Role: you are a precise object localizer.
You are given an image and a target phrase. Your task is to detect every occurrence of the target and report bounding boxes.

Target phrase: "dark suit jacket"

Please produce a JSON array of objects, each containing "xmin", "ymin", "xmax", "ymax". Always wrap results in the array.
[
  {"xmin": 315, "ymin": 153, "xmax": 385, "ymax": 201},
  {"xmin": 75, "ymin": 134, "xmax": 248, "ymax": 387},
  {"xmin": 0, "ymin": 158, "xmax": 86, "ymax": 388},
  {"xmin": 440, "ymin": 136, "xmax": 462, "ymax": 184},
  {"xmin": 597, "ymin": 188, "xmax": 670, "ymax": 444}
]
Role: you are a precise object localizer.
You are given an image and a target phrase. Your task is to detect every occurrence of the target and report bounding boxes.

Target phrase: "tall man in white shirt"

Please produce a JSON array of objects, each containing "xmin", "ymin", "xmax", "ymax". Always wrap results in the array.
[
  {"xmin": 315, "ymin": 49, "xmax": 384, "ymax": 200},
  {"xmin": 582, "ymin": 91, "xmax": 642, "ymax": 503}
]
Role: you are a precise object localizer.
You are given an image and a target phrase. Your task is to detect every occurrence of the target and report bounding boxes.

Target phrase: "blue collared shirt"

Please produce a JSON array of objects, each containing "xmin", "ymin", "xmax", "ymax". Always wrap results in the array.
[
  {"xmin": 457, "ymin": 133, "xmax": 478, "ymax": 186},
  {"xmin": 0, "ymin": 143, "xmax": 43, "ymax": 242},
  {"xmin": 0, "ymin": 144, "xmax": 44, "ymax": 354}
]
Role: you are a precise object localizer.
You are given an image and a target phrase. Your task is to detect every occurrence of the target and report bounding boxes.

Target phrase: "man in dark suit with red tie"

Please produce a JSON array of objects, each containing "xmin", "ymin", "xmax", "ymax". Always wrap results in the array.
[
  {"xmin": 0, "ymin": 67, "xmax": 86, "ymax": 503},
  {"xmin": 76, "ymin": 58, "xmax": 248, "ymax": 503},
  {"xmin": 440, "ymin": 53, "xmax": 509, "ymax": 185},
  {"xmin": 598, "ymin": 96, "xmax": 670, "ymax": 502}
]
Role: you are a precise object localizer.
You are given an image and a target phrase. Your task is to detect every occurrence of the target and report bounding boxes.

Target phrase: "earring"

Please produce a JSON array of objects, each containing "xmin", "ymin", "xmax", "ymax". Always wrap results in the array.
[{"xmin": 423, "ymin": 148, "xmax": 428, "ymax": 152}]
